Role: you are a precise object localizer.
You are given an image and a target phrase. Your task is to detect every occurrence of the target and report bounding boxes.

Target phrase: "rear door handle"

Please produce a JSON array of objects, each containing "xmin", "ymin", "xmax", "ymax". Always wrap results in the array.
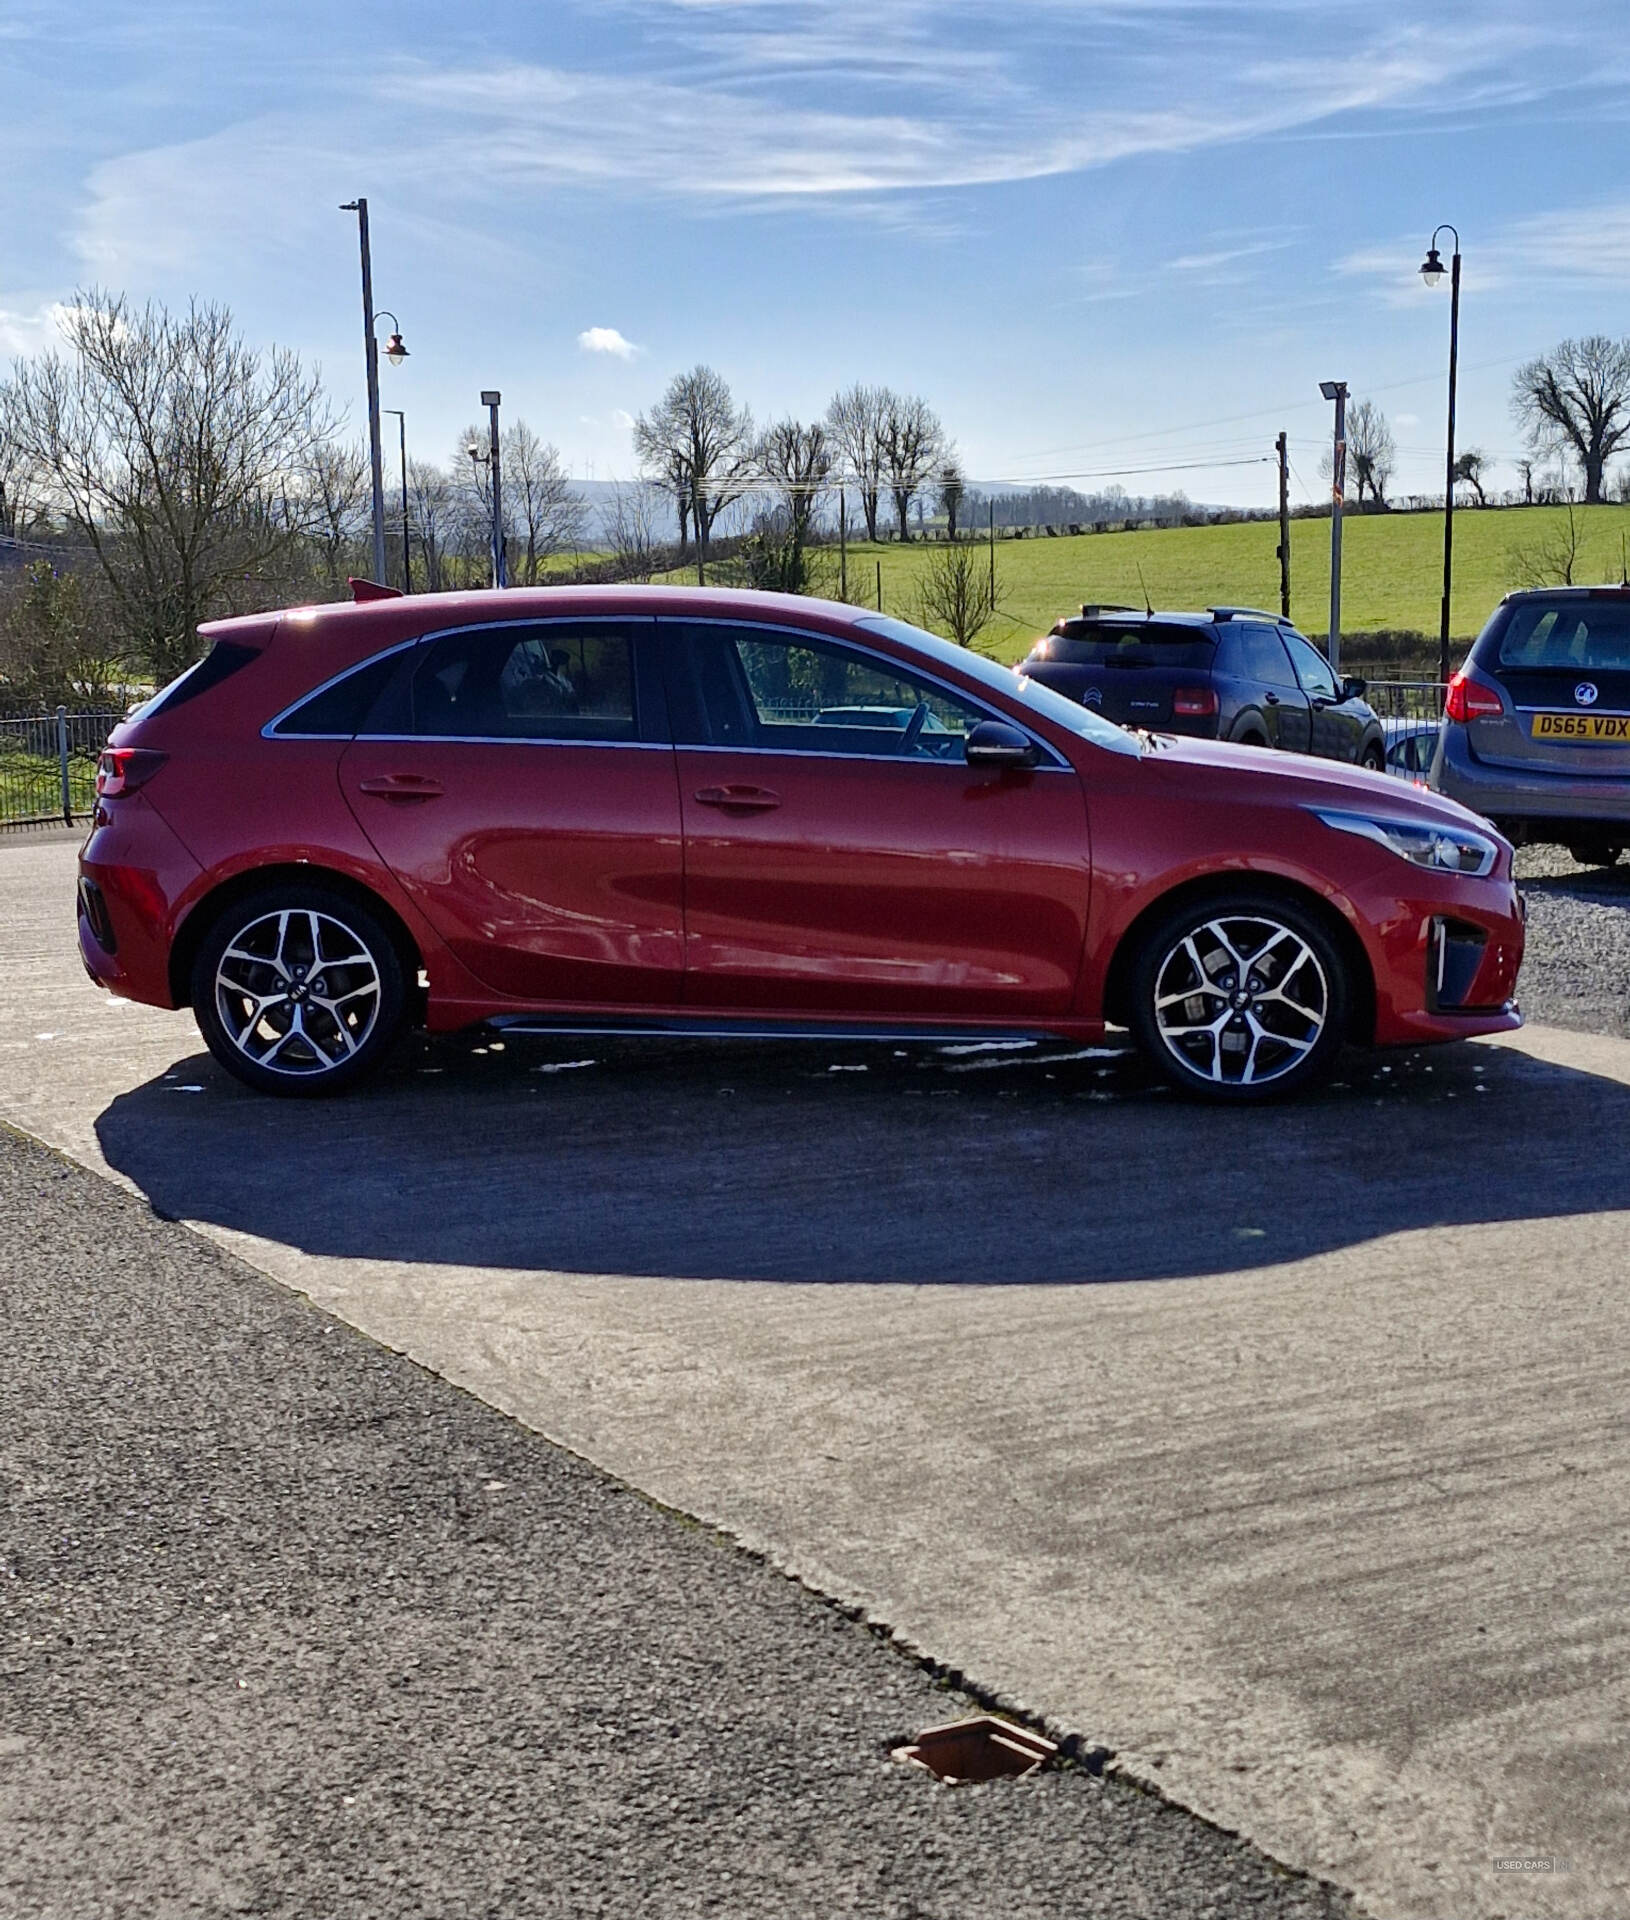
[
  {"xmin": 1264, "ymin": 692, "xmax": 1281, "ymax": 706},
  {"xmin": 357, "ymin": 773, "xmax": 444, "ymax": 800},
  {"xmin": 693, "ymin": 784, "xmax": 781, "ymax": 812}
]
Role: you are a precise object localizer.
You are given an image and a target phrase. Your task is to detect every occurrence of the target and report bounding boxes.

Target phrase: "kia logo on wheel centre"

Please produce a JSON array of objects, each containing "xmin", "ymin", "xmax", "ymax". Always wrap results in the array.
[{"xmin": 1575, "ymin": 681, "xmax": 1600, "ymax": 706}]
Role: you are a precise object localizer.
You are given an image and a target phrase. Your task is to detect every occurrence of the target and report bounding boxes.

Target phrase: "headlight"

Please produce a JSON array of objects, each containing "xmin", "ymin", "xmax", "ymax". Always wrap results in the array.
[{"xmin": 1311, "ymin": 807, "xmax": 1498, "ymax": 877}]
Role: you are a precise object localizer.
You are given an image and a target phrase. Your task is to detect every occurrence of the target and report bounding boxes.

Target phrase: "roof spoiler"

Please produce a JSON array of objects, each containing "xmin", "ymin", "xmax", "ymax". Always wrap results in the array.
[{"xmin": 348, "ymin": 577, "xmax": 404, "ymax": 603}]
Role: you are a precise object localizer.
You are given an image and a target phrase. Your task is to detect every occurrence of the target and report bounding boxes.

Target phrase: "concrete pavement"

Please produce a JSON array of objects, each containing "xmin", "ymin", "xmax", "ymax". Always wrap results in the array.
[{"xmin": 4, "ymin": 832, "xmax": 1628, "ymax": 1919}]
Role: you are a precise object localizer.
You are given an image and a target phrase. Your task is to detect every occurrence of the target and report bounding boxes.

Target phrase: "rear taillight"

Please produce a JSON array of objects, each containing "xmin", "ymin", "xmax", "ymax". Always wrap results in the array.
[
  {"xmin": 1443, "ymin": 672, "xmax": 1502, "ymax": 724},
  {"xmin": 95, "ymin": 747, "xmax": 168, "ymax": 799},
  {"xmin": 1172, "ymin": 687, "xmax": 1220, "ymax": 718}
]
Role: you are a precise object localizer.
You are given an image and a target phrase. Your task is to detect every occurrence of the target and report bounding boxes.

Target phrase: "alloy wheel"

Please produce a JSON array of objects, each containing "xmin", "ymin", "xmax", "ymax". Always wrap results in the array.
[
  {"xmin": 213, "ymin": 906, "xmax": 383, "ymax": 1078},
  {"xmin": 1151, "ymin": 912, "xmax": 1329, "ymax": 1089}
]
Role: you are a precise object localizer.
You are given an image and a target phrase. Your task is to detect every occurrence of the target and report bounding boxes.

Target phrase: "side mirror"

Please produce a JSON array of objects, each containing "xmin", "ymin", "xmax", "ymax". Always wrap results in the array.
[
  {"xmin": 964, "ymin": 719, "xmax": 1041, "ymax": 769},
  {"xmin": 1341, "ymin": 676, "xmax": 1367, "ymax": 700}
]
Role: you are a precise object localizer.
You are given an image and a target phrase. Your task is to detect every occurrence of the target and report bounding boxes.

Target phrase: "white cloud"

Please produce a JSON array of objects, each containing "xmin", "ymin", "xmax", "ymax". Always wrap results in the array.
[
  {"xmin": 0, "ymin": 300, "xmax": 74, "ymax": 358},
  {"xmin": 611, "ymin": 408, "xmax": 635, "ymax": 430},
  {"xmin": 1339, "ymin": 200, "xmax": 1630, "ymax": 305},
  {"xmin": 578, "ymin": 326, "xmax": 639, "ymax": 358}
]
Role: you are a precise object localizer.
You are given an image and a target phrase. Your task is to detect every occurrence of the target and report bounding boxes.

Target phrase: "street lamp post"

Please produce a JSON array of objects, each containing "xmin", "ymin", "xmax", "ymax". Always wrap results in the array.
[
  {"xmin": 1420, "ymin": 226, "xmax": 1462, "ymax": 686},
  {"xmin": 382, "ymin": 408, "xmax": 411, "ymax": 592},
  {"xmin": 339, "ymin": 198, "xmax": 409, "ymax": 585},
  {"xmin": 1319, "ymin": 380, "xmax": 1348, "ymax": 678},
  {"xmin": 480, "ymin": 390, "xmax": 505, "ymax": 588}
]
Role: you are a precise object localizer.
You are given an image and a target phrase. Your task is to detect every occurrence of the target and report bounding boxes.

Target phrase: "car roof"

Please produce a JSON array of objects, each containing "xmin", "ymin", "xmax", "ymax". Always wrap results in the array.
[
  {"xmin": 1497, "ymin": 583, "xmax": 1630, "ymax": 606},
  {"xmin": 1048, "ymin": 605, "xmax": 1296, "ymax": 634}
]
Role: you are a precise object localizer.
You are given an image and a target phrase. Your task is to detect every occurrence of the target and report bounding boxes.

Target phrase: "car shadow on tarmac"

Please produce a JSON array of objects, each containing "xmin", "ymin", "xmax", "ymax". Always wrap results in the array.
[{"xmin": 93, "ymin": 1027, "xmax": 1630, "ymax": 1284}]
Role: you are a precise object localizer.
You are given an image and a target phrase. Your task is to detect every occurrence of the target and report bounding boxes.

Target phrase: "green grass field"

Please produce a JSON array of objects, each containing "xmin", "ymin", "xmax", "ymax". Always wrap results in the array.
[{"xmin": 700, "ymin": 503, "xmax": 1630, "ymax": 674}]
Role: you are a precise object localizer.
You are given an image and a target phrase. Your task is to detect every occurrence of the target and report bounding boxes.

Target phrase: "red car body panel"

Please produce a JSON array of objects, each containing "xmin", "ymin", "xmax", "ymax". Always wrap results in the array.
[
  {"xmin": 674, "ymin": 746, "xmax": 1090, "ymax": 1014},
  {"xmin": 78, "ymin": 585, "xmax": 1524, "ymax": 1056}
]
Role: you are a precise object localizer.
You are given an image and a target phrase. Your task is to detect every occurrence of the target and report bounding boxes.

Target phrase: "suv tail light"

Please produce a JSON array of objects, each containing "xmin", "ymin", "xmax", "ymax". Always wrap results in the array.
[
  {"xmin": 1444, "ymin": 671, "xmax": 1502, "ymax": 724},
  {"xmin": 1173, "ymin": 687, "xmax": 1219, "ymax": 718},
  {"xmin": 95, "ymin": 747, "xmax": 168, "ymax": 799}
]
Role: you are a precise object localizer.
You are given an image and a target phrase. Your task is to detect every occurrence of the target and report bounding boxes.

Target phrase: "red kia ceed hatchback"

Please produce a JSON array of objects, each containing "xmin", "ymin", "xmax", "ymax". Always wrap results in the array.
[{"xmin": 78, "ymin": 585, "xmax": 1524, "ymax": 1101}]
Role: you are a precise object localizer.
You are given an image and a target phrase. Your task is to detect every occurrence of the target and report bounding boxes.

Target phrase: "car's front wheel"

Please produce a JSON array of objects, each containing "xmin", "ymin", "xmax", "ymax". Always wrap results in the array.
[
  {"xmin": 1128, "ymin": 892, "xmax": 1350, "ymax": 1101},
  {"xmin": 191, "ymin": 883, "xmax": 408, "ymax": 1096},
  {"xmin": 1360, "ymin": 740, "xmax": 1385, "ymax": 773}
]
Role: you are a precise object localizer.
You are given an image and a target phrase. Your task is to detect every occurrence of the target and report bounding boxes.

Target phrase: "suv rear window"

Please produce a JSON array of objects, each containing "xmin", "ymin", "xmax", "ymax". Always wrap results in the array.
[
  {"xmin": 1497, "ymin": 600, "xmax": 1630, "ymax": 672},
  {"xmin": 1040, "ymin": 622, "xmax": 1214, "ymax": 669}
]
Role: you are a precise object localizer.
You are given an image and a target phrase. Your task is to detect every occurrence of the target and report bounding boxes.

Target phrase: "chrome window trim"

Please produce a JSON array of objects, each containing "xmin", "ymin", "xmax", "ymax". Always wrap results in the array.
[
  {"xmin": 344, "ymin": 734, "xmax": 668, "ymax": 750},
  {"xmin": 663, "ymin": 614, "xmax": 1071, "ymax": 770},
  {"xmin": 260, "ymin": 636, "xmax": 422, "ymax": 740}
]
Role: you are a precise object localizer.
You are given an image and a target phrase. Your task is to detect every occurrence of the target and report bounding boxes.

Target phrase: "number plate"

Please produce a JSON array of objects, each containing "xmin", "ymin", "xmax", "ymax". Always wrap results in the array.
[{"xmin": 1529, "ymin": 711, "xmax": 1630, "ymax": 742}]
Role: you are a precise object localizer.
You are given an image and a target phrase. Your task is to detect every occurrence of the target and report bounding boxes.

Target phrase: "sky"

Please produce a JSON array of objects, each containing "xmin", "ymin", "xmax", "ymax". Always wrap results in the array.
[{"xmin": 4, "ymin": 0, "xmax": 1630, "ymax": 510}]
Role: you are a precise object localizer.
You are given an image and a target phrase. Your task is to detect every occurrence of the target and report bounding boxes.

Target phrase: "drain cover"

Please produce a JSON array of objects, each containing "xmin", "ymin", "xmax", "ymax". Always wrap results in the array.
[{"xmin": 892, "ymin": 1715, "xmax": 1057, "ymax": 1784}]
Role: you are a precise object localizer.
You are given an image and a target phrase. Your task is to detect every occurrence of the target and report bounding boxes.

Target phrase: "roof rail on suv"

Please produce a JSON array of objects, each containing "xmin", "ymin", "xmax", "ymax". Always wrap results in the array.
[
  {"xmin": 1208, "ymin": 606, "xmax": 1287, "ymax": 624},
  {"xmin": 1076, "ymin": 603, "xmax": 1142, "ymax": 618}
]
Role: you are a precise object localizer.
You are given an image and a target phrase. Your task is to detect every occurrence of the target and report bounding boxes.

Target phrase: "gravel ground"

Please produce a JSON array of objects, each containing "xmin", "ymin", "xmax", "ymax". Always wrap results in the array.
[
  {"xmin": 0, "ymin": 1124, "xmax": 1356, "ymax": 1920},
  {"xmin": 1514, "ymin": 844, "xmax": 1630, "ymax": 1038}
]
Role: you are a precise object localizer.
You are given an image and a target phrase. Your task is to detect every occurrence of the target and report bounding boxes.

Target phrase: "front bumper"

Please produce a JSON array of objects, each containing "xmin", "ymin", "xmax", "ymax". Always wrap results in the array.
[{"xmin": 1355, "ymin": 857, "xmax": 1524, "ymax": 1046}]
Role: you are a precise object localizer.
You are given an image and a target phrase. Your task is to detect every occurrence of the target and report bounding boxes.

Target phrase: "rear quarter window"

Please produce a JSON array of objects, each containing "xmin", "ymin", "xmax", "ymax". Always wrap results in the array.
[{"xmin": 270, "ymin": 650, "xmax": 404, "ymax": 737}]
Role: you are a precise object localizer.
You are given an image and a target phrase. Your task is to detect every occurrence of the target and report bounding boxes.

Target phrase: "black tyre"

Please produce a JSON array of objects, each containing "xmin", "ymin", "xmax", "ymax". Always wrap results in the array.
[
  {"xmin": 191, "ymin": 883, "xmax": 408, "ymax": 1097},
  {"xmin": 1128, "ymin": 891, "xmax": 1351, "ymax": 1102},
  {"xmin": 1360, "ymin": 740, "xmax": 1385, "ymax": 773},
  {"xmin": 1563, "ymin": 837, "xmax": 1625, "ymax": 868}
]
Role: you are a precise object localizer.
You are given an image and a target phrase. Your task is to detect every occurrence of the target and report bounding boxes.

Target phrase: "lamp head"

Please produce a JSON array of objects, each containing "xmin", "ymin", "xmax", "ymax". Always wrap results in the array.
[
  {"xmin": 480, "ymin": 389, "xmax": 501, "ymax": 407},
  {"xmin": 1319, "ymin": 380, "xmax": 1346, "ymax": 402},
  {"xmin": 1419, "ymin": 246, "xmax": 1445, "ymax": 288},
  {"xmin": 384, "ymin": 332, "xmax": 409, "ymax": 367}
]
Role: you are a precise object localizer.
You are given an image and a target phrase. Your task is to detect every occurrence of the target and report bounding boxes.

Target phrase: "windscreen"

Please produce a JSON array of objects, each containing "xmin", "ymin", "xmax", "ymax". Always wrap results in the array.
[
  {"xmin": 1497, "ymin": 600, "xmax": 1630, "ymax": 672},
  {"xmin": 1036, "ymin": 623, "xmax": 1215, "ymax": 669}
]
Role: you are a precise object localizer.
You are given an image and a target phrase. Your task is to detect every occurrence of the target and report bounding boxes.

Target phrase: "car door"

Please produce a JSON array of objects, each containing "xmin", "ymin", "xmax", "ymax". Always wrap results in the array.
[
  {"xmin": 1232, "ymin": 624, "xmax": 1311, "ymax": 751},
  {"xmin": 339, "ymin": 617, "xmax": 685, "ymax": 1005},
  {"xmin": 661, "ymin": 618, "xmax": 1092, "ymax": 1018},
  {"xmin": 1283, "ymin": 631, "xmax": 1361, "ymax": 761}
]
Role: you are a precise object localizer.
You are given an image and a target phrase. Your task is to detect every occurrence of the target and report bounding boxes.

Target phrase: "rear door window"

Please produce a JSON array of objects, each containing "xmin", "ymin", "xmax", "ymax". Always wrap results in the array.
[
  {"xmin": 408, "ymin": 623, "xmax": 637, "ymax": 741},
  {"xmin": 1234, "ymin": 624, "xmax": 1299, "ymax": 687}
]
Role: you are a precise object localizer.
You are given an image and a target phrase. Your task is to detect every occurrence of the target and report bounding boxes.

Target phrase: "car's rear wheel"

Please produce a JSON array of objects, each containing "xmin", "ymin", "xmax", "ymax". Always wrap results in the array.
[
  {"xmin": 1563, "ymin": 836, "xmax": 1626, "ymax": 868},
  {"xmin": 191, "ymin": 883, "xmax": 407, "ymax": 1097},
  {"xmin": 1360, "ymin": 741, "xmax": 1385, "ymax": 773},
  {"xmin": 1129, "ymin": 892, "xmax": 1350, "ymax": 1102}
]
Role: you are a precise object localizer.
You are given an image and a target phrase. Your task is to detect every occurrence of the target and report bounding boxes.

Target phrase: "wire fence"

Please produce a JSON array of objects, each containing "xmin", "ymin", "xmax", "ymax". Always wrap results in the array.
[{"xmin": 0, "ymin": 709, "xmax": 124, "ymax": 829}]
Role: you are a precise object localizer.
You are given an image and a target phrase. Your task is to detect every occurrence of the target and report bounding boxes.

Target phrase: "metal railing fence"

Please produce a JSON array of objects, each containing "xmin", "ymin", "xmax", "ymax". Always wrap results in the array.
[
  {"xmin": 0, "ymin": 708, "xmax": 124, "ymax": 829},
  {"xmin": 1362, "ymin": 679, "xmax": 1446, "ymax": 727}
]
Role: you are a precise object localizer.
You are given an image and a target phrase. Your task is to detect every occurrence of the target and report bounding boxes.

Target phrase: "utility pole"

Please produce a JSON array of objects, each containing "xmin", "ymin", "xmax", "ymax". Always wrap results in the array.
[
  {"xmin": 384, "ymin": 409, "xmax": 410, "ymax": 591},
  {"xmin": 989, "ymin": 498, "xmax": 996, "ymax": 609},
  {"xmin": 480, "ymin": 390, "xmax": 505, "ymax": 588},
  {"xmin": 341, "ymin": 198, "xmax": 388, "ymax": 585},
  {"xmin": 876, "ymin": 559, "xmax": 883, "ymax": 612},
  {"xmin": 1275, "ymin": 432, "xmax": 1291, "ymax": 619},
  {"xmin": 839, "ymin": 487, "xmax": 848, "ymax": 601},
  {"xmin": 1319, "ymin": 383, "xmax": 1347, "ymax": 677}
]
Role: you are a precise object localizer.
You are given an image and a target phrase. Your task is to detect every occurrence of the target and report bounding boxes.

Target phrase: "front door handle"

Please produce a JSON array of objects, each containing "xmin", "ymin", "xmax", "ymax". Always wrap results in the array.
[
  {"xmin": 693, "ymin": 784, "xmax": 781, "ymax": 812},
  {"xmin": 357, "ymin": 773, "xmax": 444, "ymax": 800}
]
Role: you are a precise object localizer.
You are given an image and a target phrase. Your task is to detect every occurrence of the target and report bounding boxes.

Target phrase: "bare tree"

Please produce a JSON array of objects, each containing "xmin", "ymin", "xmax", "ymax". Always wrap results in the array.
[
  {"xmin": 1509, "ymin": 498, "xmax": 1582, "ymax": 587},
  {"xmin": 1451, "ymin": 447, "xmax": 1489, "ymax": 507},
  {"xmin": 600, "ymin": 480, "xmax": 665, "ymax": 582},
  {"xmin": 1512, "ymin": 336, "xmax": 1630, "ymax": 505},
  {"xmin": 406, "ymin": 457, "xmax": 456, "ymax": 592},
  {"xmin": 756, "ymin": 417, "xmax": 831, "ymax": 567},
  {"xmin": 503, "ymin": 422, "xmax": 587, "ymax": 584},
  {"xmin": 634, "ymin": 366, "xmax": 754, "ymax": 584},
  {"xmin": 824, "ymin": 382, "xmax": 889, "ymax": 541},
  {"xmin": 1346, "ymin": 400, "xmax": 1396, "ymax": 507},
  {"xmin": 913, "ymin": 538, "xmax": 1003, "ymax": 651},
  {"xmin": 880, "ymin": 393, "xmax": 945, "ymax": 542},
  {"xmin": 299, "ymin": 440, "xmax": 370, "ymax": 594},
  {"xmin": 1, "ymin": 289, "xmax": 333, "ymax": 681},
  {"xmin": 1517, "ymin": 458, "xmax": 1535, "ymax": 506},
  {"xmin": 0, "ymin": 390, "xmax": 46, "ymax": 540},
  {"xmin": 937, "ymin": 459, "xmax": 965, "ymax": 541}
]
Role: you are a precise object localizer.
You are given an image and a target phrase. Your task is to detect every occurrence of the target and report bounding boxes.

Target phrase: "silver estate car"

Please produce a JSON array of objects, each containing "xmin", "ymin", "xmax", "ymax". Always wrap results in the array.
[{"xmin": 1431, "ymin": 586, "xmax": 1630, "ymax": 866}]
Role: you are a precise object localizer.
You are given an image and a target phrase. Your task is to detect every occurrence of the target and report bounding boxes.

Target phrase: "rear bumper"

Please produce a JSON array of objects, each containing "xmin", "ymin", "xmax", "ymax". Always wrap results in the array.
[
  {"xmin": 77, "ymin": 801, "xmax": 204, "ymax": 1007},
  {"xmin": 1432, "ymin": 723, "xmax": 1630, "ymax": 829}
]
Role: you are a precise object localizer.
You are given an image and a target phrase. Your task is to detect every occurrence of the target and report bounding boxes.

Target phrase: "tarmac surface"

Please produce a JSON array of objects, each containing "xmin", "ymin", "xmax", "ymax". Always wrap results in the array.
[
  {"xmin": 4, "ymin": 829, "xmax": 1629, "ymax": 1919},
  {"xmin": 1, "ymin": 1122, "xmax": 1356, "ymax": 1920}
]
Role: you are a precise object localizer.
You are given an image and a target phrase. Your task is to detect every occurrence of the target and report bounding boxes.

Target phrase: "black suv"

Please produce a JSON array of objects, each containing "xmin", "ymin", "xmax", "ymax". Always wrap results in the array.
[{"xmin": 1018, "ymin": 605, "xmax": 1386, "ymax": 769}]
